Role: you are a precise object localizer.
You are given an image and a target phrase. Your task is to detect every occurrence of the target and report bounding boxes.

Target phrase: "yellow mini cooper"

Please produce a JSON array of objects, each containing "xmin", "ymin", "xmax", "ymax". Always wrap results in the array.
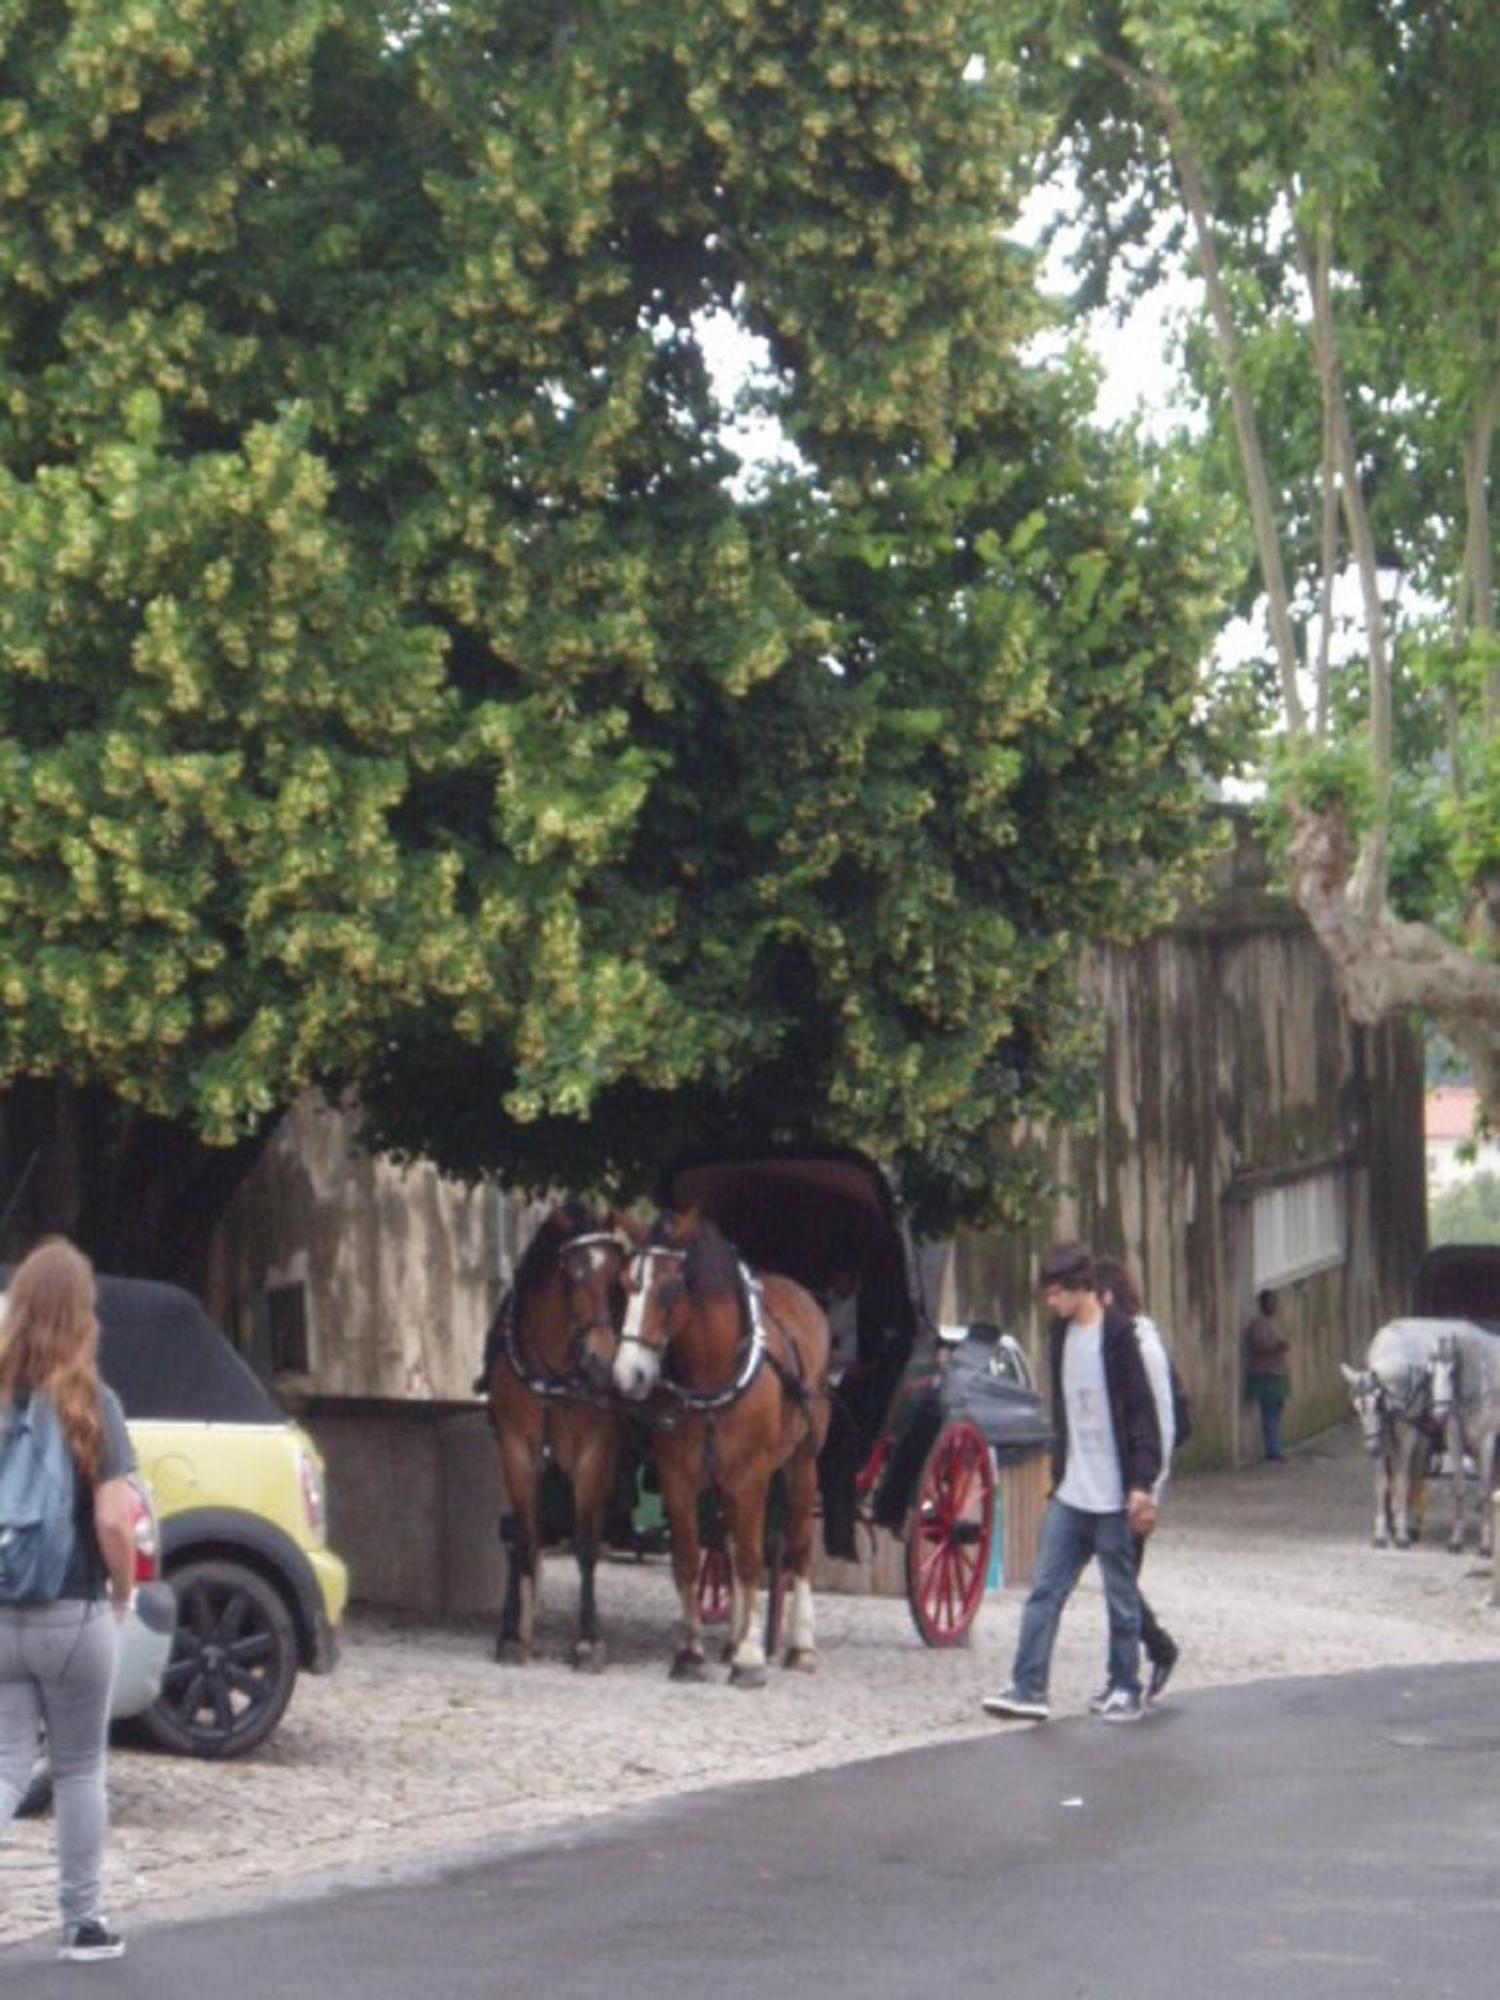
[{"xmin": 96, "ymin": 1274, "xmax": 348, "ymax": 1759}]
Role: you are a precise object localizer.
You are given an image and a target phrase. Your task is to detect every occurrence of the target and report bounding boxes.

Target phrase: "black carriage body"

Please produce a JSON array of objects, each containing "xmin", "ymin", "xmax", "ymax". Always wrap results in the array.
[{"xmin": 870, "ymin": 1341, "xmax": 1053, "ymax": 1533}]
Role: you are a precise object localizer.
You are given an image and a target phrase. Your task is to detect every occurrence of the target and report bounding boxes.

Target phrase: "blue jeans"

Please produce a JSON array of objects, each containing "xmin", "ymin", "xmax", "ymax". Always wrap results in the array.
[
  {"xmin": 1010, "ymin": 1498, "xmax": 1142, "ymax": 1701},
  {"xmin": 1261, "ymin": 1399, "xmax": 1284, "ymax": 1461}
]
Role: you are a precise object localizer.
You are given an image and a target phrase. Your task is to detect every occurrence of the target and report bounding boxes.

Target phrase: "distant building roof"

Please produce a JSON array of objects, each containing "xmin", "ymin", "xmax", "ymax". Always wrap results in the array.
[{"xmin": 1426, "ymin": 1085, "xmax": 1480, "ymax": 1143}]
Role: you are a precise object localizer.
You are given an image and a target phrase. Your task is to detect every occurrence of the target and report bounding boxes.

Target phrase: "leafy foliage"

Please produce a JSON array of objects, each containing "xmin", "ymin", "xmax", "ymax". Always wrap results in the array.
[
  {"xmin": 1007, "ymin": 0, "xmax": 1500, "ymax": 1099},
  {"xmin": 1430, "ymin": 1172, "xmax": 1500, "ymax": 1250},
  {"xmin": 0, "ymin": 0, "xmax": 1236, "ymax": 1249}
]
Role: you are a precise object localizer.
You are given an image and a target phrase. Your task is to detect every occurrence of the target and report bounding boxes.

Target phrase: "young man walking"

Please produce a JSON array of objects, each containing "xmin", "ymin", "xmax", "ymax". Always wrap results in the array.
[{"xmin": 982, "ymin": 1243, "xmax": 1162, "ymax": 1724}]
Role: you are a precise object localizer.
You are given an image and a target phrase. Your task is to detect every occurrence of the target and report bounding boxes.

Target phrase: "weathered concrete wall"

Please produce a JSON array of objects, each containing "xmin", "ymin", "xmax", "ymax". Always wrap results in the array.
[
  {"xmin": 928, "ymin": 828, "xmax": 1425, "ymax": 1467},
  {"xmin": 204, "ymin": 1097, "xmax": 541, "ymax": 1403}
]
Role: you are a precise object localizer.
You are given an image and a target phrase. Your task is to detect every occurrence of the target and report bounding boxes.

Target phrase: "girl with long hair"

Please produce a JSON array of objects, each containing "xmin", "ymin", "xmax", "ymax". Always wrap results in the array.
[{"xmin": 1, "ymin": 1238, "xmax": 137, "ymax": 1962}]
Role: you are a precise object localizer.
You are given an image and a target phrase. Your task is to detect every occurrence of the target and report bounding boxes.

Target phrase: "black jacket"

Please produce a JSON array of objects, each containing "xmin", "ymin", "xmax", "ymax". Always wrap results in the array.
[{"xmin": 1047, "ymin": 1304, "xmax": 1162, "ymax": 1500}]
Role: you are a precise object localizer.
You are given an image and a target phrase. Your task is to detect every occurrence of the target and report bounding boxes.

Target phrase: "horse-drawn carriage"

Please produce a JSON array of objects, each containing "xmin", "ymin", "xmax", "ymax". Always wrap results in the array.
[{"xmin": 479, "ymin": 1148, "xmax": 1050, "ymax": 1679}]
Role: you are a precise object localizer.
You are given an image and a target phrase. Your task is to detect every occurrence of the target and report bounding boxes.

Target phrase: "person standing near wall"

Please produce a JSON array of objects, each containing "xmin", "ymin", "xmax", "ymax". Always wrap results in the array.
[
  {"xmin": 0, "ymin": 1239, "xmax": 138, "ymax": 1962},
  {"xmin": 1243, "ymin": 1289, "xmax": 1290, "ymax": 1463},
  {"xmin": 1092, "ymin": 1259, "xmax": 1179, "ymax": 1706},
  {"xmin": 981, "ymin": 1242, "xmax": 1162, "ymax": 1725}
]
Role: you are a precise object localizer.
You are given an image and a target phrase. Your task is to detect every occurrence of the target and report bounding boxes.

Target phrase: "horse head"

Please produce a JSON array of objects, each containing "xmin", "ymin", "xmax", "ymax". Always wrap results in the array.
[
  {"xmin": 612, "ymin": 1210, "xmax": 698, "ymax": 1402},
  {"xmin": 1340, "ymin": 1361, "xmax": 1387, "ymax": 1457},
  {"xmin": 514, "ymin": 1202, "xmax": 634, "ymax": 1394}
]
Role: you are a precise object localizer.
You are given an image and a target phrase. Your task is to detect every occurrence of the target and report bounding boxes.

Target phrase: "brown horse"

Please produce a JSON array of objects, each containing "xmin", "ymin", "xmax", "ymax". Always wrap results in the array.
[
  {"xmin": 481, "ymin": 1202, "xmax": 628, "ymax": 1670},
  {"xmin": 611, "ymin": 1210, "xmax": 831, "ymax": 1687}
]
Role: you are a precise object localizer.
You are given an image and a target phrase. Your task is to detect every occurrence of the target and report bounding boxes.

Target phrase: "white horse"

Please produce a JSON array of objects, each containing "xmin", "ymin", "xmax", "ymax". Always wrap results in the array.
[
  {"xmin": 1341, "ymin": 1319, "xmax": 1459, "ymax": 1549},
  {"xmin": 1430, "ymin": 1325, "xmax": 1500, "ymax": 1556}
]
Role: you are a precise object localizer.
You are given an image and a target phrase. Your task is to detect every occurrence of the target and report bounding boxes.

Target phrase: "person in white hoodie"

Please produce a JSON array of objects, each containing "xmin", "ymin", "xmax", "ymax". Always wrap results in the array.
[{"xmin": 1092, "ymin": 1258, "xmax": 1179, "ymax": 1706}]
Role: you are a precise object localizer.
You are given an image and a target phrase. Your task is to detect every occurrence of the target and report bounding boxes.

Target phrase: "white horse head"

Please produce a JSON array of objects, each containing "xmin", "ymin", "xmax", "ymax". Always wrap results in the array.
[{"xmin": 1341, "ymin": 1362, "xmax": 1387, "ymax": 1457}]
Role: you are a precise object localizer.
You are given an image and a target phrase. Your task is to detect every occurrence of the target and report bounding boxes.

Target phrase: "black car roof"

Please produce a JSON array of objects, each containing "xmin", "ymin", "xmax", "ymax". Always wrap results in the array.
[{"xmin": 0, "ymin": 1268, "xmax": 280, "ymax": 1424}]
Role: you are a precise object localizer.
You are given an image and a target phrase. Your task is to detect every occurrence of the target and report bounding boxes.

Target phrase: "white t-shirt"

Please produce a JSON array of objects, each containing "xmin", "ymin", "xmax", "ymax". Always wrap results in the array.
[
  {"xmin": 1056, "ymin": 1319, "xmax": 1124, "ymax": 1514},
  {"xmin": 1134, "ymin": 1312, "xmax": 1175, "ymax": 1502}
]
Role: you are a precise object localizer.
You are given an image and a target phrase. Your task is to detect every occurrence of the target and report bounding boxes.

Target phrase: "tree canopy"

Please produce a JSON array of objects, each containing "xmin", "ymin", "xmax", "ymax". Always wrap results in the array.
[
  {"xmin": 0, "ymin": 0, "xmax": 1235, "ymax": 1265},
  {"xmin": 1010, "ymin": 0, "xmax": 1500, "ymax": 1109}
]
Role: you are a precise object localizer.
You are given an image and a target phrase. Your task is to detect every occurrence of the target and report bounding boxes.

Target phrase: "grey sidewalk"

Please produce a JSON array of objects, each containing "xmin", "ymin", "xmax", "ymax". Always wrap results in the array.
[{"xmin": 7, "ymin": 1659, "xmax": 1499, "ymax": 1997}]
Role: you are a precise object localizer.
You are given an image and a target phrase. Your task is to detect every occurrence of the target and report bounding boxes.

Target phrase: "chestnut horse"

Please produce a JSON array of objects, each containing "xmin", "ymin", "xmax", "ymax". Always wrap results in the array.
[
  {"xmin": 611, "ymin": 1211, "xmax": 830, "ymax": 1687},
  {"xmin": 480, "ymin": 1203, "xmax": 627, "ymax": 1670}
]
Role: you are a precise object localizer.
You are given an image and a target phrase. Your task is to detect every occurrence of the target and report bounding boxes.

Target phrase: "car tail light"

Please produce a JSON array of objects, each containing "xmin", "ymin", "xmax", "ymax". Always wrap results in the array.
[
  {"xmin": 298, "ymin": 1450, "xmax": 326, "ymax": 1540},
  {"xmin": 128, "ymin": 1484, "xmax": 160, "ymax": 1586}
]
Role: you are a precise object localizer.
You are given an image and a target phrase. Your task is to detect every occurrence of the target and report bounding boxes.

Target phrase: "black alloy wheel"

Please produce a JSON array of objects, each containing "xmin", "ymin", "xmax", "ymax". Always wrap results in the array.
[{"xmin": 143, "ymin": 1557, "xmax": 298, "ymax": 1758}]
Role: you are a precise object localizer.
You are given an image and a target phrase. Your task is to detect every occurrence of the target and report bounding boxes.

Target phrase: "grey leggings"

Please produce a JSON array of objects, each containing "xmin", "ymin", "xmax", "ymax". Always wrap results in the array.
[{"xmin": 0, "ymin": 1601, "xmax": 118, "ymax": 1925}]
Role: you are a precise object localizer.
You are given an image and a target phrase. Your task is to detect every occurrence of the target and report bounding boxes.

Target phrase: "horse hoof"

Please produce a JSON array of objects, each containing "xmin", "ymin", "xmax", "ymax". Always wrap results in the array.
[
  {"xmin": 496, "ymin": 1638, "xmax": 530, "ymax": 1666},
  {"xmin": 669, "ymin": 1650, "xmax": 710, "ymax": 1683},
  {"xmin": 783, "ymin": 1648, "xmax": 819, "ymax": 1674},
  {"xmin": 729, "ymin": 1661, "xmax": 768, "ymax": 1690},
  {"xmin": 1448, "ymin": 1538, "xmax": 1466, "ymax": 1556},
  {"xmin": 1372, "ymin": 1536, "xmax": 1387, "ymax": 1550},
  {"xmin": 573, "ymin": 1640, "xmax": 608, "ymax": 1674}
]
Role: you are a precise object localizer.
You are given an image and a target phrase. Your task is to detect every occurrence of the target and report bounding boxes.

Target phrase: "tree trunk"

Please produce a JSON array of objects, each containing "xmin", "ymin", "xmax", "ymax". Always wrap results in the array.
[
  {"xmin": 1170, "ymin": 139, "xmax": 1305, "ymax": 735},
  {"xmin": 1294, "ymin": 215, "xmax": 1393, "ymax": 918}
]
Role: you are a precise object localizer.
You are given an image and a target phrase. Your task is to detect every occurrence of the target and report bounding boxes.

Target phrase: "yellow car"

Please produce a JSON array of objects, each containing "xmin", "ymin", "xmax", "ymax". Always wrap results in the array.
[{"xmin": 97, "ymin": 1275, "xmax": 348, "ymax": 1759}]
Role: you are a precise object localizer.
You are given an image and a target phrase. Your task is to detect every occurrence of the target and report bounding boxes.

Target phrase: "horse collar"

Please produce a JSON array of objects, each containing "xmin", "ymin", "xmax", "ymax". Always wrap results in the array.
[{"xmin": 662, "ymin": 1258, "xmax": 767, "ymax": 1414}]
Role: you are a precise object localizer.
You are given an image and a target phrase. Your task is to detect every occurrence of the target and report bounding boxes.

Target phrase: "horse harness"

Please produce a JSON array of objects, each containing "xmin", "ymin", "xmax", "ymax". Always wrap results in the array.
[
  {"xmin": 490, "ymin": 1229, "xmax": 624, "ymax": 1411},
  {"xmin": 625, "ymin": 1245, "xmax": 822, "ymax": 1438}
]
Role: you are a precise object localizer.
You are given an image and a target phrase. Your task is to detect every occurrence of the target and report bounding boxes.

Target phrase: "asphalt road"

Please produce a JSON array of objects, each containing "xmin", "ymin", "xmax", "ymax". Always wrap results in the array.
[{"xmin": 7, "ymin": 1661, "xmax": 1500, "ymax": 1997}]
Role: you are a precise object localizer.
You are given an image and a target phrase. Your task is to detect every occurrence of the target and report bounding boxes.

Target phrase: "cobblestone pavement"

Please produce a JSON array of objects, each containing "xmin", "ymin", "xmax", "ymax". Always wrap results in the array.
[{"xmin": 3, "ymin": 1422, "xmax": 1496, "ymax": 1952}]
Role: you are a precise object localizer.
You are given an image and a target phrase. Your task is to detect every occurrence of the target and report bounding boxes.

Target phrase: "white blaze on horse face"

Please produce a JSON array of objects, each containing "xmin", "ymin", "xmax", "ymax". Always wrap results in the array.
[{"xmin": 612, "ymin": 1262, "xmax": 661, "ymax": 1400}]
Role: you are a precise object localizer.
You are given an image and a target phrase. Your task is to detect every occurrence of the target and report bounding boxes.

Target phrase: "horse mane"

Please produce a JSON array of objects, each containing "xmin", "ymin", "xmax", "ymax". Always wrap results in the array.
[
  {"xmin": 681, "ymin": 1218, "xmax": 742, "ymax": 1303},
  {"xmin": 514, "ymin": 1200, "xmax": 598, "ymax": 1313}
]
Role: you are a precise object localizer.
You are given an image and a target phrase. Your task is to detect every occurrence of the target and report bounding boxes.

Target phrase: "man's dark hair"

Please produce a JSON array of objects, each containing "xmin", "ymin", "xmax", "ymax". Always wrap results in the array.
[
  {"xmin": 1092, "ymin": 1256, "xmax": 1141, "ymax": 1316},
  {"xmin": 1257, "ymin": 1288, "xmax": 1275, "ymax": 1315},
  {"xmin": 1037, "ymin": 1242, "xmax": 1093, "ymax": 1293}
]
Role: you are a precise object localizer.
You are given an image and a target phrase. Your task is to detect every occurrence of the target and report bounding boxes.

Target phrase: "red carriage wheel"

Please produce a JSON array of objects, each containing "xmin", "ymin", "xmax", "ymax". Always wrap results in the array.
[
  {"xmin": 698, "ymin": 1544, "xmax": 732, "ymax": 1626},
  {"xmin": 904, "ymin": 1417, "xmax": 995, "ymax": 1648}
]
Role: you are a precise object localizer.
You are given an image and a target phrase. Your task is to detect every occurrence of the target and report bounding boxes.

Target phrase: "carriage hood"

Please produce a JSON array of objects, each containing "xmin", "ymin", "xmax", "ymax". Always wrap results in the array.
[{"xmin": 659, "ymin": 1148, "xmax": 929, "ymax": 1347}]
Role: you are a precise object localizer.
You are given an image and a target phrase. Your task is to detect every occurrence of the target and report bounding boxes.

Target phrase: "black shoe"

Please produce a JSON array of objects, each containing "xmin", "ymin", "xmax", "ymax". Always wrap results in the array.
[
  {"xmin": 60, "ymin": 1919, "xmax": 126, "ymax": 1962},
  {"xmin": 1146, "ymin": 1642, "xmax": 1179, "ymax": 1705}
]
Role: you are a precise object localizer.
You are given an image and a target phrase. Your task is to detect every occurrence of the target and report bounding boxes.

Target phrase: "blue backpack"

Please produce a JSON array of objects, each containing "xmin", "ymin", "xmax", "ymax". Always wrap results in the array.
[{"xmin": 0, "ymin": 1391, "xmax": 77, "ymax": 1604}]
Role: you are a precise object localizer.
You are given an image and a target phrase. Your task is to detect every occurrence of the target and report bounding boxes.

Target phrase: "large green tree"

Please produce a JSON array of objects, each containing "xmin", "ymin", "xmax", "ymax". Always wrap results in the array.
[
  {"xmin": 1011, "ymin": 0, "xmax": 1500, "ymax": 1108},
  {"xmin": 1, "ymin": 0, "xmax": 1232, "ymax": 1272}
]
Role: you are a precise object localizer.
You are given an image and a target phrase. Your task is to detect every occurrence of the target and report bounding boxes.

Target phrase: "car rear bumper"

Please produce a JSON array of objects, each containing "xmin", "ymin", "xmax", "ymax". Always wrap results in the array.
[{"xmin": 305, "ymin": 1547, "xmax": 347, "ymax": 1675}]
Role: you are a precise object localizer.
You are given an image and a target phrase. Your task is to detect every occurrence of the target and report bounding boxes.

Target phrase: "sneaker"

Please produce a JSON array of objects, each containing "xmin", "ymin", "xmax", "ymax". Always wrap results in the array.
[
  {"xmin": 60, "ymin": 1919, "xmax": 126, "ymax": 1962},
  {"xmin": 1096, "ymin": 1686, "xmax": 1144, "ymax": 1723},
  {"xmin": 1086, "ymin": 1685, "xmax": 1113, "ymax": 1716},
  {"xmin": 1146, "ymin": 1642, "xmax": 1179, "ymax": 1705},
  {"xmin": 981, "ymin": 1687, "xmax": 1049, "ymax": 1722}
]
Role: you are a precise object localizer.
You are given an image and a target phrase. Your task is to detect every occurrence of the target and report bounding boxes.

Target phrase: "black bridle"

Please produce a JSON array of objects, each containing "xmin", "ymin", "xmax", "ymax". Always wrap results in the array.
[
  {"xmin": 620, "ymin": 1243, "xmax": 768, "ymax": 1415},
  {"xmin": 495, "ymin": 1229, "xmax": 626, "ymax": 1407}
]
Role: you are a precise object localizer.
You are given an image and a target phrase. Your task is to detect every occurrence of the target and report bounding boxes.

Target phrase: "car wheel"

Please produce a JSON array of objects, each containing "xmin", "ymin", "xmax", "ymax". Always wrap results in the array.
[{"xmin": 142, "ymin": 1558, "xmax": 298, "ymax": 1758}]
